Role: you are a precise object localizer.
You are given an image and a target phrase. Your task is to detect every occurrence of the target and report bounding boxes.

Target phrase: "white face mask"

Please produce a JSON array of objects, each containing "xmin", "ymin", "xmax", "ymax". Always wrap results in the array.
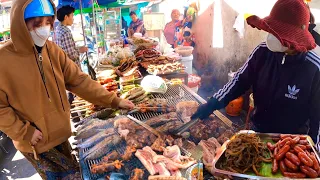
[
  {"xmin": 266, "ymin": 33, "xmax": 288, "ymax": 52},
  {"xmin": 30, "ymin": 25, "xmax": 51, "ymax": 47}
]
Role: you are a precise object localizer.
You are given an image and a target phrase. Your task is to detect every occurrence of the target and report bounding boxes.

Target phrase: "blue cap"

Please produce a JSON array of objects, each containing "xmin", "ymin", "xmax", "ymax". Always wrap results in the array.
[{"xmin": 24, "ymin": 0, "xmax": 55, "ymax": 19}]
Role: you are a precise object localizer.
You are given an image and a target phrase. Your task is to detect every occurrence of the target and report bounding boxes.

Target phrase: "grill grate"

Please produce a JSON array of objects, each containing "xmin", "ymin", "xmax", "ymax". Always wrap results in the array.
[{"xmin": 79, "ymin": 84, "xmax": 207, "ymax": 180}]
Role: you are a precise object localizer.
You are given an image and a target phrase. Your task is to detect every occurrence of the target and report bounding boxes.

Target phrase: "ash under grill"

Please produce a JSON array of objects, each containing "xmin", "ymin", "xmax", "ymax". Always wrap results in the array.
[{"xmin": 79, "ymin": 84, "xmax": 205, "ymax": 180}]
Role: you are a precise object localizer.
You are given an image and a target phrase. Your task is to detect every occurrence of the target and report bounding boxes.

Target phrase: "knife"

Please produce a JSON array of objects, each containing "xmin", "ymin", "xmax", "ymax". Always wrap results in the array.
[{"xmin": 127, "ymin": 115, "xmax": 162, "ymax": 137}]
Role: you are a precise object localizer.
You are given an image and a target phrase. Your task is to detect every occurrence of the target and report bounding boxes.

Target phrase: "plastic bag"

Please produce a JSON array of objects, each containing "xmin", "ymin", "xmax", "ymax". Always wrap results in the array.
[
  {"xmin": 159, "ymin": 32, "xmax": 174, "ymax": 54},
  {"xmin": 141, "ymin": 75, "xmax": 168, "ymax": 94},
  {"xmin": 233, "ymin": 14, "xmax": 245, "ymax": 38}
]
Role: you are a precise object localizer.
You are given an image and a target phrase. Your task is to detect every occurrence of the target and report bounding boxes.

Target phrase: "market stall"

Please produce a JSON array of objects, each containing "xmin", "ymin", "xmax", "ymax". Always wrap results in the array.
[{"xmin": 74, "ymin": 83, "xmax": 236, "ymax": 180}]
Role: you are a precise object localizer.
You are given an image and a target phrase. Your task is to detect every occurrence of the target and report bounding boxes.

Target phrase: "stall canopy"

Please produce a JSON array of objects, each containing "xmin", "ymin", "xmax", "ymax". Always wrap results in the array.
[{"xmin": 57, "ymin": 0, "xmax": 117, "ymax": 9}]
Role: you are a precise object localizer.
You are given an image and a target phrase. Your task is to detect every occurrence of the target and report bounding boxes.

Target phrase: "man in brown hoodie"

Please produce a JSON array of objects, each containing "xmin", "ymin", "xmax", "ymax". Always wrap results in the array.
[{"xmin": 0, "ymin": 0, "xmax": 134, "ymax": 179}]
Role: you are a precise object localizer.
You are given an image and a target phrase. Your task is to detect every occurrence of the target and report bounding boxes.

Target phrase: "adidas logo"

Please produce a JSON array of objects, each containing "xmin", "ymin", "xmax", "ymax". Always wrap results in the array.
[{"xmin": 285, "ymin": 85, "xmax": 300, "ymax": 100}]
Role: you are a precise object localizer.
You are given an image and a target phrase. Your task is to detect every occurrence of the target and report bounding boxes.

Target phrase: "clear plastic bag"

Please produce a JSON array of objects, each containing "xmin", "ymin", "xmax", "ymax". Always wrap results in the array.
[{"xmin": 141, "ymin": 75, "xmax": 168, "ymax": 94}]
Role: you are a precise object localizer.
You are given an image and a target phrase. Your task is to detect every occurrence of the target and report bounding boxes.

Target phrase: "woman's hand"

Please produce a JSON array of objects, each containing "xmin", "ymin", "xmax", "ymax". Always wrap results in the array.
[
  {"xmin": 118, "ymin": 99, "xmax": 135, "ymax": 109},
  {"xmin": 31, "ymin": 129, "xmax": 43, "ymax": 145}
]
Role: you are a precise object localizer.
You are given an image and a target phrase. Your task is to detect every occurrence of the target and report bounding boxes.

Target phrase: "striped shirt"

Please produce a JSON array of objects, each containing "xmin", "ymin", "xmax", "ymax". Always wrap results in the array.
[{"xmin": 54, "ymin": 24, "xmax": 80, "ymax": 65}]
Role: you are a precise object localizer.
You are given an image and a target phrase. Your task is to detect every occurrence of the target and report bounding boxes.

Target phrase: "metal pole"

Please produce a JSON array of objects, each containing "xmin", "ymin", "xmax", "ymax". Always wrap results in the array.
[
  {"xmin": 78, "ymin": 0, "xmax": 90, "ymax": 72},
  {"xmin": 92, "ymin": 0, "xmax": 98, "ymax": 55}
]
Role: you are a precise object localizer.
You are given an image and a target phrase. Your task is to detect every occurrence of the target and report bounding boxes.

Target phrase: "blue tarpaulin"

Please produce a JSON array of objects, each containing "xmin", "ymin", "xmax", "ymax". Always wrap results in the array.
[{"xmin": 57, "ymin": 0, "xmax": 117, "ymax": 9}]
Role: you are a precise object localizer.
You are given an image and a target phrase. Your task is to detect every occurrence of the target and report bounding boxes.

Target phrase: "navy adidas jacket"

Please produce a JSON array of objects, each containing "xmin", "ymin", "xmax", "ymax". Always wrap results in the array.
[{"xmin": 212, "ymin": 42, "xmax": 320, "ymax": 146}]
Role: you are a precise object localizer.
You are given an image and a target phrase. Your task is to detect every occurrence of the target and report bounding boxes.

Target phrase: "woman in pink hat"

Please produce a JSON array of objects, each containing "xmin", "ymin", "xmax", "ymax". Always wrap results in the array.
[{"xmin": 192, "ymin": 0, "xmax": 320, "ymax": 149}]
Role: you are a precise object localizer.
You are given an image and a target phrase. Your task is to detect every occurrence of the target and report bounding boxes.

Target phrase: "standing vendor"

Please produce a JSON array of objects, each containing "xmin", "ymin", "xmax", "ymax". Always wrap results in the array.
[
  {"xmin": 164, "ymin": 9, "xmax": 180, "ymax": 47},
  {"xmin": 0, "ymin": 0, "xmax": 134, "ymax": 179},
  {"xmin": 128, "ymin": 11, "xmax": 146, "ymax": 37},
  {"xmin": 192, "ymin": 0, "xmax": 320, "ymax": 148}
]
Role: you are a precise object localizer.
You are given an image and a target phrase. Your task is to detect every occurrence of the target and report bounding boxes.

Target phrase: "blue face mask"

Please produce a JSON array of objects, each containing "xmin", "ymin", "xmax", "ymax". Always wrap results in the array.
[{"xmin": 266, "ymin": 33, "xmax": 288, "ymax": 52}]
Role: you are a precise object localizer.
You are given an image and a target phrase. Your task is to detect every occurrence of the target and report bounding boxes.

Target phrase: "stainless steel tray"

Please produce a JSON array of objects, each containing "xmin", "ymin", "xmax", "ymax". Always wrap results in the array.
[{"xmin": 210, "ymin": 130, "xmax": 320, "ymax": 180}]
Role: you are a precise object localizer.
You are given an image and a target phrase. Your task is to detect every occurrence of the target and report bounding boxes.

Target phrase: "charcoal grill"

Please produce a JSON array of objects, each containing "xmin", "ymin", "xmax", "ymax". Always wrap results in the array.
[{"xmin": 79, "ymin": 84, "xmax": 232, "ymax": 180}]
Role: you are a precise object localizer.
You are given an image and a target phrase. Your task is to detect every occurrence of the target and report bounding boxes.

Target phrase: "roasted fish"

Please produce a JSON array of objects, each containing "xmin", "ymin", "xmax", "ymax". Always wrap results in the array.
[
  {"xmin": 83, "ymin": 135, "xmax": 122, "ymax": 160},
  {"xmin": 75, "ymin": 128, "xmax": 104, "ymax": 140},
  {"xmin": 76, "ymin": 128, "xmax": 115, "ymax": 149}
]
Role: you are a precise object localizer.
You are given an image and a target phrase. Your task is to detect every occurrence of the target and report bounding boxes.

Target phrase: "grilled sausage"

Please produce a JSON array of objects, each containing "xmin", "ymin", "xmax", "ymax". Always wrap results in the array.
[
  {"xmin": 290, "ymin": 136, "xmax": 300, "ymax": 145},
  {"xmin": 299, "ymin": 136, "xmax": 307, "ymax": 140},
  {"xmin": 284, "ymin": 158, "xmax": 298, "ymax": 170},
  {"xmin": 267, "ymin": 142, "xmax": 275, "ymax": 151},
  {"xmin": 275, "ymin": 145, "xmax": 290, "ymax": 160},
  {"xmin": 279, "ymin": 137, "xmax": 292, "ymax": 147},
  {"xmin": 285, "ymin": 152, "xmax": 300, "ymax": 166},
  {"xmin": 272, "ymin": 159, "xmax": 279, "ymax": 174},
  {"xmin": 283, "ymin": 172, "xmax": 306, "ymax": 178},
  {"xmin": 279, "ymin": 160, "xmax": 287, "ymax": 174},
  {"xmin": 306, "ymin": 145, "xmax": 312, "ymax": 150},
  {"xmin": 299, "ymin": 140, "xmax": 309, "ymax": 145},
  {"xmin": 294, "ymin": 146, "xmax": 305, "ymax": 154},
  {"xmin": 310, "ymin": 152, "xmax": 320, "ymax": 171},
  {"xmin": 280, "ymin": 134, "xmax": 291, "ymax": 139},
  {"xmin": 298, "ymin": 152, "xmax": 314, "ymax": 167},
  {"xmin": 300, "ymin": 165, "xmax": 318, "ymax": 178},
  {"xmin": 295, "ymin": 145, "xmax": 307, "ymax": 150}
]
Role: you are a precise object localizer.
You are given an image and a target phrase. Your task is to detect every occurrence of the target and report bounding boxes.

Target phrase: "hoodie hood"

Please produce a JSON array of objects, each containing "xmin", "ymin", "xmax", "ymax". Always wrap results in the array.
[{"xmin": 10, "ymin": 0, "xmax": 56, "ymax": 54}]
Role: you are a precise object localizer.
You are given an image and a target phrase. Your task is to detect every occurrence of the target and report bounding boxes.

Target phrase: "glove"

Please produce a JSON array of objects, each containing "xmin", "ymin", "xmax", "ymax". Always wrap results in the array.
[{"xmin": 191, "ymin": 98, "xmax": 219, "ymax": 120}]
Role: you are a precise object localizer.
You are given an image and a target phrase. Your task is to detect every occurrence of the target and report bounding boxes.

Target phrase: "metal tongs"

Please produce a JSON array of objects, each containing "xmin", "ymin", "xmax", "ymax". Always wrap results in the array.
[{"xmin": 168, "ymin": 117, "xmax": 200, "ymax": 136}]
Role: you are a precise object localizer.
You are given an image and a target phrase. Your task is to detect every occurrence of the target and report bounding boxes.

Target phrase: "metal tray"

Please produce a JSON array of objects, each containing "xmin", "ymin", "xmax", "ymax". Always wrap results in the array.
[
  {"xmin": 211, "ymin": 130, "xmax": 320, "ymax": 179},
  {"xmin": 78, "ymin": 84, "xmax": 236, "ymax": 180}
]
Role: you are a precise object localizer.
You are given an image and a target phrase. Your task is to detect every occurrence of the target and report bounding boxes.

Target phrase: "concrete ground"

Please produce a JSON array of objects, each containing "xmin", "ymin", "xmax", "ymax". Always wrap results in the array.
[{"xmin": 0, "ymin": 135, "xmax": 41, "ymax": 180}]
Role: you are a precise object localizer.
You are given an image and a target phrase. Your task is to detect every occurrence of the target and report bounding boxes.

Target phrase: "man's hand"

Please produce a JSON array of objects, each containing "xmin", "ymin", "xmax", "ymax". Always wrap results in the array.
[
  {"xmin": 118, "ymin": 99, "xmax": 135, "ymax": 109},
  {"xmin": 191, "ymin": 98, "xmax": 218, "ymax": 120},
  {"xmin": 30, "ymin": 129, "xmax": 43, "ymax": 145},
  {"xmin": 79, "ymin": 46, "xmax": 88, "ymax": 53}
]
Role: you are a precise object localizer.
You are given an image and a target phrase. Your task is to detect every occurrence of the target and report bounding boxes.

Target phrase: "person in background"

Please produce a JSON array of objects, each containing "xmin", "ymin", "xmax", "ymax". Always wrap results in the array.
[
  {"xmin": 55, "ymin": 5, "xmax": 87, "ymax": 68},
  {"xmin": 55, "ymin": 5, "xmax": 88, "ymax": 105},
  {"xmin": 164, "ymin": 9, "xmax": 180, "ymax": 47},
  {"xmin": 192, "ymin": 0, "xmax": 320, "ymax": 148},
  {"xmin": 0, "ymin": 0, "xmax": 134, "ymax": 179},
  {"xmin": 181, "ymin": 31, "xmax": 195, "ymax": 47},
  {"xmin": 128, "ymin": 11, "xmax": 146, "ymax": 37},
  {"xmin": 122, "ymin": 16, "xmax": 128, "ymax": 37},
  {"xmin": 308, "ymin": 6, "xmax": 320, "ymax": 56}
]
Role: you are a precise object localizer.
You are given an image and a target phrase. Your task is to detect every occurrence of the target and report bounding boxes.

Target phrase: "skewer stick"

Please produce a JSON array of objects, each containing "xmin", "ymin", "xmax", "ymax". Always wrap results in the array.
[{"xmin": 29, "ymin": 143, "xmax": 39, "ymax": 160}]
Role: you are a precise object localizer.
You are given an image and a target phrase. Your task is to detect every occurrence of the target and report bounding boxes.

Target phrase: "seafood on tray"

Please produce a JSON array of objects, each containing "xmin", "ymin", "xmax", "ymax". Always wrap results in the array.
[
  {"xmin": 218, "ymin": 133, "xmax": 272, "ymax": 176},
  {"xmin": 82, "ymin": 134, "xmax": 122, "ymax": 160},
  {"xmin": 135, "ymin": 145, "xmax": 196, "ymax": 176},
  {"xmin": 147, "ymin": 62, "xmax": 185, "ymax": 75},
  {"xmin": 75, "ymin": 118, "xmax": 115, "ymax": 139},
  {"xmin": 76, "ymin": 129, "xmax": 116, "ymax": 149}
]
